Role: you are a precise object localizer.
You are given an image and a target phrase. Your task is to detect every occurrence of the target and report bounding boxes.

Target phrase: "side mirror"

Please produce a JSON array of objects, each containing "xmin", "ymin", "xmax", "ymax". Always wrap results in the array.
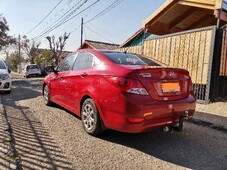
[
  {"xmin": 8, "ymin": 67, "xmax": 11, "ymax": 73},
  {"xmin": 45, "ymin": 66, "xmax": 54, "ymax": 73}
]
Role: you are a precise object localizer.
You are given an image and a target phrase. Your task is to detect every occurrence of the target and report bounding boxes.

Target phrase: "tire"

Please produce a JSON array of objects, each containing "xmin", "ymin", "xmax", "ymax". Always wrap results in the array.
[
  {"xmin": 43, "ymin": 85, "xmax": 52, "ymax": 106},
  {"xmin": 81, "ymin": 98, "xmax": 104, "ymax": 136}
]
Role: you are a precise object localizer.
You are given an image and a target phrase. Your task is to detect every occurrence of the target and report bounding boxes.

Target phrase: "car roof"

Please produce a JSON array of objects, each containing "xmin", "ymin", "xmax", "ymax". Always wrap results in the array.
[{"xmin": 77, "ymin": 49, "xmax": 121, "ymax": 53}]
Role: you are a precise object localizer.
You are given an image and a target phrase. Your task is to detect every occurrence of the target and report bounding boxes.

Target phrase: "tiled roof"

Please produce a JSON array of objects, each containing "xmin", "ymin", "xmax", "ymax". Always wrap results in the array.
[{"xmin": 78, "ymin": 39, "xmax": 120, "ymax": 50}]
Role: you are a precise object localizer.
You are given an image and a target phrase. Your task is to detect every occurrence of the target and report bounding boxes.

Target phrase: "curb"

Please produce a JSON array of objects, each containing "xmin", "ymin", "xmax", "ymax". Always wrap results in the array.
[{"xmin": 188, "ymin": 118, "xmax": 227, "ymax": 133}]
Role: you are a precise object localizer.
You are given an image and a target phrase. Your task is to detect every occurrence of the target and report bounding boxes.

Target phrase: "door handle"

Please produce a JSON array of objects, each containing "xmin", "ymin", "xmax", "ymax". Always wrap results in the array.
[{"xmin": 80, "ymin": 73, "xmax": 87, "ymax": 77}]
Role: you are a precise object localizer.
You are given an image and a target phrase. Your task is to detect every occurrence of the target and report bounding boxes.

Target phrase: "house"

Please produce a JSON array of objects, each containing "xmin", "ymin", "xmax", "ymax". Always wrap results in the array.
[
  {"xmin": 142, "ymin": 0, "xmax": 227, "ymax": 35},
  {"xmin": 120, "ymin": 28, "xmax": 156, "ymax": 48},
  {"xmin": 78, "ymin": 39, "xmax": 120, "ymax": 50}
]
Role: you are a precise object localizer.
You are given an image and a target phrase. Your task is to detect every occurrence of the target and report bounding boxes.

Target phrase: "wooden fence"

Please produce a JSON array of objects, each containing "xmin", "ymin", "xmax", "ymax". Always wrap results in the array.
[
  {"xmin": 120, "ymin": 26, "xmax": 216, "ymax": 85},
  {"xmin": 220, "ymin": 26, "xmax": 227, "ymax": 76},
  {"xmin": 119, "ymin": 26, "xmax": 217, "ymax": 102}
]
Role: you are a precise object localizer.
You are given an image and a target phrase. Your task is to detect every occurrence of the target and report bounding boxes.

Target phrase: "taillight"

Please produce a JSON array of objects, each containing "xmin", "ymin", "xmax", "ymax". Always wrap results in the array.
[
  {"xmin": 105, "ymin": 76, "xmax": 148, "ymax": 95},
  {"xmin": 188, "ymin": 78, "xmax": 193, "ymax": 92}
]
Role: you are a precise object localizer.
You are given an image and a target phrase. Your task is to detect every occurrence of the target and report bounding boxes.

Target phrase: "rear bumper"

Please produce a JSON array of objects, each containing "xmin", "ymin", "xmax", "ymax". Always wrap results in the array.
[
  {"xmin": 99, "ymin": 95, "xmax": 196, "ymax": 133},
  {"xmin": 26, "ymin": 73, "xmax": 41, "ymax": 76}
]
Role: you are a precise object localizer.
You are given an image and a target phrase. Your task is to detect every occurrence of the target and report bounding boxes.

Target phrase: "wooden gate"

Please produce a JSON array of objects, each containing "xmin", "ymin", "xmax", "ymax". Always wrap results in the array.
[{"xmin": 219, "ymin": 25, "xmax": 227, "ymax": 98}]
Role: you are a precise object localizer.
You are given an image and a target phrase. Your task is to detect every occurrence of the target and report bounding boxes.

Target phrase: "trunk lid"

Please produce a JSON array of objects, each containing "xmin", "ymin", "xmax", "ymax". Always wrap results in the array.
[{"xmin": 133, "ymin": 67, "xmax": 191, "ymax": 101}]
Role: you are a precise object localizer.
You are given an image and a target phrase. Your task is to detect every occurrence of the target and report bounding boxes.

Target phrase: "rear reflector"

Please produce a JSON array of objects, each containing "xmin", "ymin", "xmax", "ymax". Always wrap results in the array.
[{"xmin": 127, "ymin": 117, "xmax": 145, "ymax": 123}]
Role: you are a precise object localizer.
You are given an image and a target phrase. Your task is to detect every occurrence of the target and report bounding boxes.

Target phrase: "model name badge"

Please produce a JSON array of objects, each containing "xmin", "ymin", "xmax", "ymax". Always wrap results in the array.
[{"xmin": 139, "ymin": 73, "xmax": 152, "ymax": 78}]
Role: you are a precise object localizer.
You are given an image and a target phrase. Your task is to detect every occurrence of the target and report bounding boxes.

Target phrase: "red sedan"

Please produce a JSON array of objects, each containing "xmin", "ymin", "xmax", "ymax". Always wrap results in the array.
[{"xmin": 43, "ymin": 49, "xmax": 196, "ymax": 136}]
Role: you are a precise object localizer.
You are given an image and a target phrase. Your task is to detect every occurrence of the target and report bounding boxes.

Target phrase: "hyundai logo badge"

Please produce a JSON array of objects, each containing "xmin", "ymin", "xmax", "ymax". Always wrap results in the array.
[{"xmin": 168, "ymin": 72, "xmax": 174, "ymax": 77}]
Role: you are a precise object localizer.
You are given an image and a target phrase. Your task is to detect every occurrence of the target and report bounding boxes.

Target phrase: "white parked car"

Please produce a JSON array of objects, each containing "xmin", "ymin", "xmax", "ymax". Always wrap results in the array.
[
  {"xmin": 24, "ymin": 64, "xmax": 41, "ymax": 78},
  {"xmin": 0, "ymin": 60, "xmax": 11, "ymax": 94}
]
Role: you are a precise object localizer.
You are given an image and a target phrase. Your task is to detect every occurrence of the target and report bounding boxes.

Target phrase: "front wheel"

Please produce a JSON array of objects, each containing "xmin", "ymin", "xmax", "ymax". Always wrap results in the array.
[
  {"xmin": 81, "ymin": 98, "xmax": 104, "ymax": 136},
  {"xmin": 43, "ymin": 85, "xmax": 52, "ymax": 106}
]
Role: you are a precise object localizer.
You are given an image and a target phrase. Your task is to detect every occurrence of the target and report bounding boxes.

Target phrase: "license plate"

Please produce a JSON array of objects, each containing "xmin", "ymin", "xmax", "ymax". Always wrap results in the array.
[{"xmin": 161, "ymin": 82, "xmax": 180, "ymax": 92}]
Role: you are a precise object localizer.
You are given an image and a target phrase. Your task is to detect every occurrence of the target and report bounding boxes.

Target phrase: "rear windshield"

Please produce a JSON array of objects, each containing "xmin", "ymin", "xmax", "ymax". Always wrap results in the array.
[
  {"xmin": 102, "ymin": 52, "xmax": 147, "ymax": 65},
  {"xmin": 0, "ymin": 61, "xmax": 6, "ymax": 69},
  {"xmin": 27, "ymin": 65, "xmax": 39, "ymax": 70},
  {"xmin": 137, "ymin": 55, "xmax": 161, "ymax": 66}
]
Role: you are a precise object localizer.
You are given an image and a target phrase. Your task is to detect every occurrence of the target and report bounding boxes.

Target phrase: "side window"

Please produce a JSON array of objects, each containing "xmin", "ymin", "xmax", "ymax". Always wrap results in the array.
[
  {"xmin": 73, "ymin": 52, "xmax": 100, "ymax": 71},
  {"xmin": 57, "ymin": 54, "xmax": 76, "ymax": 72}
]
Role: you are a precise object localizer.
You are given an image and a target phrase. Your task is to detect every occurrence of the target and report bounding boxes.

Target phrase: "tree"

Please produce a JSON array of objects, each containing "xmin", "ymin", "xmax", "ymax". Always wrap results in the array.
[
  {"xmin": 22, "ymin": 36, "xmax": 41, "ymax": 64},
  {"xmin": 46, "ymin": 32, "xmax": 70, "ymax": 66},
  {"xmin": 34, "ymin": 49, "xmax": 54, "ymax": 66},
  {"xmin": 5, "ymin": 52, "xmax": 23, "ymax": 72},
  {"xmin": 0, "ymin": 15, "xmax": 16, "ymax": 50}
]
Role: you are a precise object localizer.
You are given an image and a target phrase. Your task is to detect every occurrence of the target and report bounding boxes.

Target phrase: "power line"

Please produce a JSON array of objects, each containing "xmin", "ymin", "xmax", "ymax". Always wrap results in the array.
[
  {"xmin": 85, "ymin": 0, "xmax": 124, "ymax": 24},
  {"xmin": 87, "ymin": 22, "xmax": 119, "ymax": 42},
  {"xmin": 34, "ymin": 0, "xmax": 85, "ymax": 37},
  {"xmin": 33, "ymin": 0, "xmax": 89, "ymax": 40},
  {"xmin": 34, "ymin": 0, "xmax": 101, "ymax": 40},
  {"xmin": 26, "ymin": 0, "xmax": 63, "ymax": 35},
  {"xmin": 84, "ymin": 25, "xmax": 114, "ymax": 43}
]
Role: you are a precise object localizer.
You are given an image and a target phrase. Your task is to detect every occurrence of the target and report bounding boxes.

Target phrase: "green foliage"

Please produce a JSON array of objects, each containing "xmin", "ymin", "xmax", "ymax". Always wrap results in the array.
[
  {"xmin": 34, "ymin": 49, "xmax": 55, "ymax": 66},
  {"xmin": 5, "ymin": 52, "xmax": 23, "ymax": 72},
  {"xmin": 0, "ymin": 15, "xmax": 16, "ymax": 50}
]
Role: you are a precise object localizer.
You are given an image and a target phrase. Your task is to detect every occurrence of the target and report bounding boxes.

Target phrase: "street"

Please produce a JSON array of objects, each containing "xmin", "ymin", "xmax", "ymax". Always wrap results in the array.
[{"xmin": 0, "ymin": 74, "xmax": 227, "ymax": 170}]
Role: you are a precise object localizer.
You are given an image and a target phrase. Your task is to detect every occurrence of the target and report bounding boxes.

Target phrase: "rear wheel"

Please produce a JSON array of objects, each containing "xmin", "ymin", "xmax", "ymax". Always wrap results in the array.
[
  {"xmin": 81, "ymin": 98, "xmax": 103, "ymax": 136},
  {"xmin": 43, "ymin": 85, "xmax": 52, "ymax": 106}
]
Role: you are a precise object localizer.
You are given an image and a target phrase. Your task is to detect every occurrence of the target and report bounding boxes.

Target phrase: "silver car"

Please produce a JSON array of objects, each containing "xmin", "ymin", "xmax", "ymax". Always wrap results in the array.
[
  {"xmin": 24, "ymin": 64, "xmax": 41, "ymax": 78},
  {"xmin": 0, "ymin": 60, "xmax": 11, "ymax": 93}
]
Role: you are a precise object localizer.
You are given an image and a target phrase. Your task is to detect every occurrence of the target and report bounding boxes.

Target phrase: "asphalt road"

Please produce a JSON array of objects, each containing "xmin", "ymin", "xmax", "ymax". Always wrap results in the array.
[{"xmin": 0, "ymin": 74, "xmax": 227, "ymax": 170}]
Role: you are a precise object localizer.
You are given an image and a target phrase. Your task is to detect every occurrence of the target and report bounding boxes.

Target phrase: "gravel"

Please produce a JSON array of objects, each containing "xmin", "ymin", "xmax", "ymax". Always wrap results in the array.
[{"xmin": 0, "ymin": 74, "xmax": 227, "ymax": 170}]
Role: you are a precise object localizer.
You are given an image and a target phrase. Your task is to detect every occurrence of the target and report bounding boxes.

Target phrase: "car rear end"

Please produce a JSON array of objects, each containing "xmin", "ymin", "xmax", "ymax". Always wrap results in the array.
[
  {"xmin": 25, "ymin": 65, "xmax": 41, "ymax": 77},
  {"xmin": 98, "ymin": 65, "xmax": 196, "ymax": 133}
]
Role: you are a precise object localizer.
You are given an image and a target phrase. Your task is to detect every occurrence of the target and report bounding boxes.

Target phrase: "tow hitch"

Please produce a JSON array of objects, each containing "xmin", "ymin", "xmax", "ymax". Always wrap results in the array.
[{"xmin": 163, "ymin": 110, "xmax": 189, "ymax": 133}]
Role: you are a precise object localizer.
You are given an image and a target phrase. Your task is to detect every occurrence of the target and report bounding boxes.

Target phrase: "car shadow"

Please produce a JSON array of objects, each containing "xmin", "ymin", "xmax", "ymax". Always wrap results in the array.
[
  {"xmin": 96, "ymin": 114, "xmax": 227, "ymax": 169},
  {"xmin": 0, "ymin": 79, "xmax": 42, "ymax": 102},
  {"xmin": 191, "ymin": 111, "xmax": 227, "ymax": 132},
  {"xmin": 48, "ymin": 96, "xmax": 227, "ymax": 169},
  {"xmin": 51, "ymin": 101, "xmax": 227, "ymax": 169}
]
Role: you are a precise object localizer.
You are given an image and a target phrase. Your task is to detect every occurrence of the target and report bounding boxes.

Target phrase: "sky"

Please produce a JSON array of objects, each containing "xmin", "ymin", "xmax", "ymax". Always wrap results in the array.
[{"xmin": 0, "ymin": 0, "xmax": 166, "ymax": 56}]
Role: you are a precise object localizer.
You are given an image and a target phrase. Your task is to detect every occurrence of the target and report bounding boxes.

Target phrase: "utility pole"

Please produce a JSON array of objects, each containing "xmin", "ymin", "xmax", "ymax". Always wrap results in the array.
[{"xmin": 80, "ymin": 18, "xmax": 83, "ymax": 49}]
